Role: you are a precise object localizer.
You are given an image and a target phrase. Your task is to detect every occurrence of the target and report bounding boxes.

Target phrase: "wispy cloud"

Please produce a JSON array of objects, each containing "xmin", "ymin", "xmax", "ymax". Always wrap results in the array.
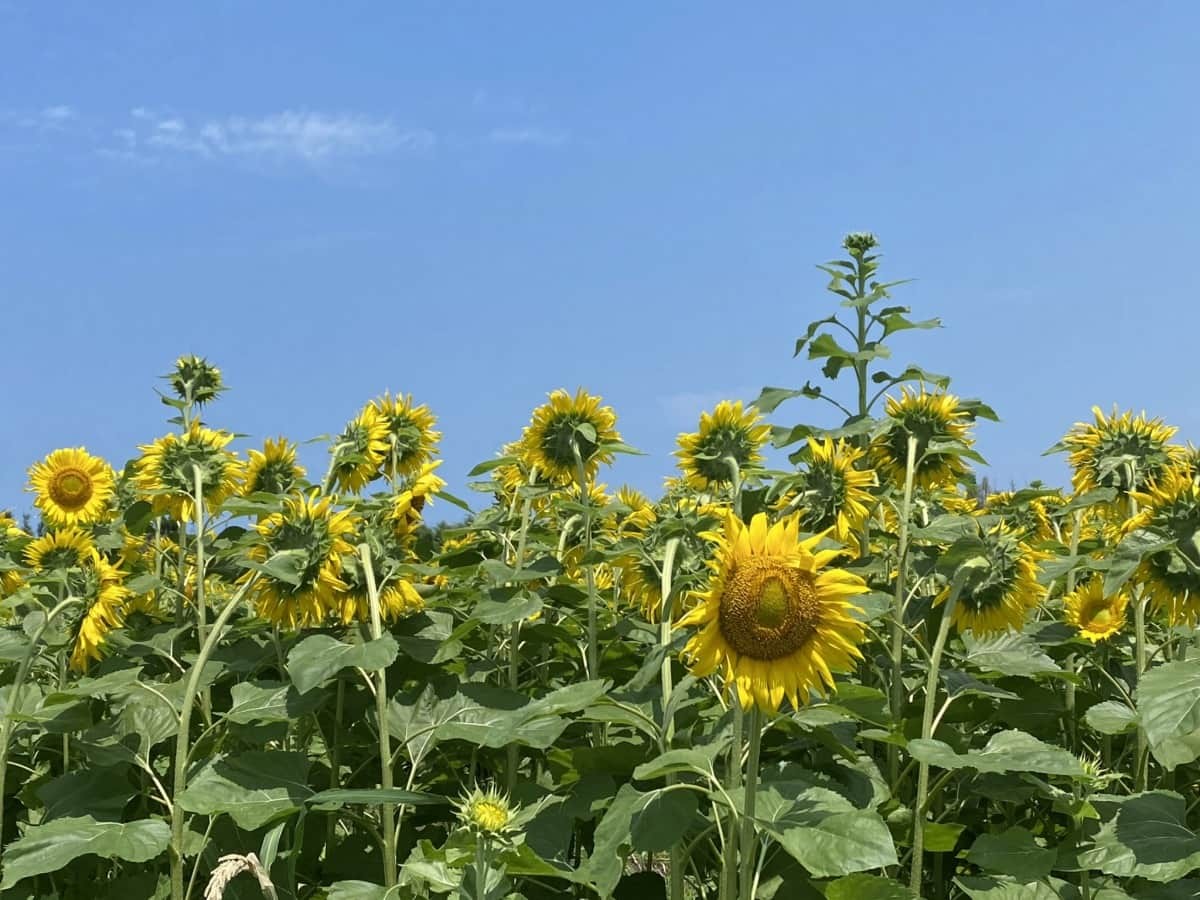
[{"xmin": 487, "ymin": 127, "xmax": 569, "ymax": 148}]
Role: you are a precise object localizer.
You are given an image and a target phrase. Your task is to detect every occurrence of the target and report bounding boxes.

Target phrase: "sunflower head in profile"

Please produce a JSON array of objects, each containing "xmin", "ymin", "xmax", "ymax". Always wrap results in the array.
[
  {"xmin": 169, "ymin": 355, "xmax": 225, "ymax": 407},
  {"xmin": 675, "ymin": 401, "xmax": 770, "ymax": 490},
  {"xmin": 134, "ymin": 424, "xmax": 244, "ymax": 521},
  {"xmin": 27, "ymin": 448, "xmax": 115, "ymax": 529},
  {"xmin": 370, "ymin": 392, "xmax": 441, "ymax": 482},
  {"xmin": 334, "ymin": 528, "xmax": 425, "ymax": 625},
  {"xmin": 939, "ymin": 523, "xmax": 1042, "ymax": 636},
  {"xmin": 520, "ymin": 389, "xmax": 621, "ymax": 485},
  {"xmin": 871, "ymin": 387, "xmax": 973, "ymax": 490},
  {"xmin": 678, "ymin": 511, "xmax": 868, "ymax": 712},
  {"xmin": 244, "ymin": 437, "xmax": 306, "ymax": 497},
  {"xmin": 792, "ymin": 437, "xmax": 876, "ymax": 543},
  {"xmin": 1125, "ymin": 468, "xmax": 1200, "ymax": 625},
  {"xmin": 244, "ymin": 492, "xmax": 356, "ymax": 630},
  {"xmin": 328, "ymin": 406, "xmax": 390, "ymax": 495},
  {"xmin": 69, "ymin": 558, "xmax": 131, "ymax": 672},
  {"xmin": 1061, "ymin": 406, "xmax": 1185, "ymax": 511},
  {"xmin": 390, "ymin": 461, "xmax": 447, "ymax": 538},
  {"xmin": 605, "ymin": 486, "xmax": 657, "ymax": 539},
  {"xmin": 24, "ymin": 527, "xmax": 99, "ymax": 572},
  {"xmin": 1063, "ymin": 575, "xmax": 1128, "ymax": 643}
]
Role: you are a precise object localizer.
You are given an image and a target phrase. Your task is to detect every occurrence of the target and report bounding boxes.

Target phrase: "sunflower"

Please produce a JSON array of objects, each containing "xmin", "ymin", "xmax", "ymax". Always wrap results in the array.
[
  {"xmin": 244, "ymin": 437, "xmax": 305, "ymax": 497},
  {"xmin": 606, "ymin": 486, "xmax": 656, "ymax": 539},
  {"xmin": 1124, "ymin": 468, "xmax": 1200, "ymax": 625},
  {"xmin": 391, "ymin": 461, "xmax": 447, "ymax": 537},
  {"xmin": 520, "ymin": 389, "xmax": 621, "ymax": 485},
  {"xmin": 27, "ymin": 448, "xmax": 115, "ymax": 528},
  {"xmin": 939, "ymin": 524, "xmax": 1042, "ymax": 635},
  {"xmin": 169, "ymin": 354, "xmax": 224, "ymax": 406},
  {"xmin": 370, "ymin": 392, "xmax": 441, "ymax": 481},
  {"xmin": 982, "ymin": 491, "xmax": 1057, "ymax": 543},
  {"xmin": 1, "ymin": 570, "xmax": 24, "ymax": 600},
  {"xmin": 24, "ymin": 527, "xmax": 98, "ymax": 572},
  {"xmin": 675, "ymin": 401, "xmax": 771, "ymax": 490},
  {"xmin": 457, "ymin": 785, "xmax": 518, "ymax": 838},
  {"xmin": 795, "ymin": 437, "xmax": 876, "ymax": 542},
  {"xmin": 1061, "ymin": 406, "xmax": 1185, "ymax": 511},
  {"xmin": 245, "ymin": 492, "xmax": 356, "ymax": 630},
  {"xmin": 328, "ymin": 406, "xmax": 390, "ymax": 494},
  {"xmin": 134, "ymin": 424, "xmax": 244, "ymax": 521},
  {"xmin": 335, "ymin": 546, "xmax": 425, "ymax": 624},
  {"xmin": 871, "ymin": 387, "xmax": 973, "ymax": 490},
  {"xmin": 1063, "ymin": 576, "xmax": 1128, "ymax": 643},
  {"xmin": 70, "ymin": 559, "xmax": 132, "ymax": 671},
  {"xmin": 678, "ymin": 511, "xmax": 868, "ymax": 712}
]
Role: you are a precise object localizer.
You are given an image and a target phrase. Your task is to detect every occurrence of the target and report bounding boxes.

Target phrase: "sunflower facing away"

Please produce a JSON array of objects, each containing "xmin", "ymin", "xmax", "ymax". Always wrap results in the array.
[
  {"xmin": 390, "ymin": 461, "xmax": 447, "ymax": 537},
  {"xmin": 678, "ymin": 511, "xmax": 868, "ymax": 712},
  {"xmin": 245, "ymin": 492, "xmax": 356, "ymax": 630},
  {"xmin": 335, "ymin": 540, "xmax": 425, "ymax": 625},
  {"xmin": 27, "ymin": 448, "xmax": 115, "ymax": 528},
  {"xmin": 328, "ymin": 406, "xmax": 390, "ymax": 494},
  {"xmin": 169, "ymin": 354, "xmax": 224, "ymax": 406},
  {"xmin": 520, "ymin": 389, "xmax": 621, "ymax": 485},
  {"xmin": 1061, "ymin": 406, "xmax": 1185, "ymax": 510},
  {"xmin": 939, "ymin": 523, "xmax": 1042, "ymax": 635},
  {"xmin": 70, "ymin": 559, "xmax": 132, "ymax": 671},
  {"xmin": 982, "ymin": 490, "xmax": 1058, "ymax": 543},
  {"xmin": 795, "ymin": 437, "xmax": 876, "ymax": 542},
  {"xmin": 370, "ymin": 392, "xmax": 441, "ymax": 481},
  {"xmin": 1063, "ymin": 576, "xmax": 1128, "ymax": 643},
  {"xmin": 676, "ymin": 401, "xmax": 771, "ymax": 490},
  {"xmin": 871, "ymin": 387, "xmax": 973, "ymax": 490},
  {"xmin": 244, "ymin": 437, "xmax": 306, "ymax": 497},
  {"xmin": 24, "ymin": 527, "xmax": 99, "ymax": 572},
  {"xmin": 134, "ymin": 424, "xmax": 244, "ymax": 521},
  {"xmin": 1124, "ymin": 468, "xmax": 1200, "ymax": 625}
]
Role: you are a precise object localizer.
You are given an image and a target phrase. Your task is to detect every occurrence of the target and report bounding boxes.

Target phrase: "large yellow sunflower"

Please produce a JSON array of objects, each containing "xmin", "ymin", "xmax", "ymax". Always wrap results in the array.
[
  {"xmin": 329, "ymin": 406, "xmax": 390, "ymax": 494},
  {"xmin": 1061, "ymin": 406, "xmax": 1185, "ymax": 511},
  {"xmin": 134, "ymin": 424, "xmax": 244, "ymax": 521},
  {"xmin": 1063, "ymin": 576, "xmax": 1128, "ymax": 643},
  {"xmin": 244, "ymin": 437, "xmax": 306, "ymax": 497},
  {"xmin": 871, "ymin": 387, "xmax": 973, "ymax": 490},
  {"xmin": 676, "ymin": 401, "xmax": 771, "ymax": 490},
  {"xmin": 245, "ymin": 493, "xmax": 356, "ymax": 630},
  {"xmin": 27, "ymin": 448, "xmax": 115, "ymax": 528},
  {"xmin": 370, "ymin": 393, "xmax": 441, "ymax": 482},
  {"xmin": 939, "ymin": 524, "xmax": 1042, "ymax": 635},
  {"xmin": 24, "ymin": 527, "xmax": 99, "ymax": 571},
  {"xmin": 1125, "ymin": 468, "xmax": 1200, "ymax": 625},
  {"xmin": 678, "ymin": 511, "xmax": 868, "ymax": 712},
  {"xmin": 520, "ymin": 389, "xmax": 621, "ymax": 485},
  {"xmin": 70, "ymin": 559, "xmax": 132, "ymax": 671}
]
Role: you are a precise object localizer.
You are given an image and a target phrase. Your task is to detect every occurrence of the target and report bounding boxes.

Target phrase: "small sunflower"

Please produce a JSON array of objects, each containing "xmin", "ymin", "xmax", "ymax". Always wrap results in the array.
[
  {"xmin": 1063, "ymin": 576, "xmax": 1128, "ymax": 643},
  {"xmin": 678, "ymin": 511, "xmax": 868, "ymax": 712},
  {"xmin": 335, "ymin": 546, "xmax": 425, "ymax": 625},
  {"xmin": 25, "ymin": 527, "xmax": 99, "ymax": 572},
  {"xmin": 244, "ymin": 437, "xmax": 305, "ymax": 497},
  {"xmin": 169, "ymin": 354, "xmax": 224, "ymax": 406},
  {"xmin": 245, "ymin": 492, "xmax": 356, "ymax": 630},
  {"xmin": 796, "ymin": 437, "xmax": 876, "ymax": 542},
  {"xmin": 370, "ymin": 392, "xmax": 441, "ymax": 481},
  {"xmin": 27, "ymin": 448, "xmax": 115, "ymax": 528},
  {"xmin": 939, "ymin": 524, "xmax": 1042, "ymax": 635},
  {"xmin": 606, "ymin": 486, "xmax": 657, "ymax": 539},
  {"xmin": 328, "ymin": 406, "xmax": 390, "ymax": 494},
  {"xmin": 1125, "ymin": 468, "xmax": 1200, "ymax": 625},
  {"xmin": 456, "ymin": 785, "xmax": 517, "ymax": 838},
  {"xmin": 1061, "ymin": 406, "xmax": 1185, "ymax": 510},
  {"xmin": 982, "ymin": 491, "xmax": 1057, "ymax": 543},
  {"xmin": 520, "ymin": 389, "xmax": 621, "ymax": 485},
  {"xmin": 675, "ymin": 401, "xmax": 771, "ymax": 490},
  {"xmin": 134, "ymin": 424, "xmax": 244, "ymax": 521},
  {"xmin": 70, "ymin": 559, "xmax": 132, "ymax": 671},
  {"xmin": 871, "ymin": 387, "xmax": 973, "ymax": 490},
  {"xmin": 390, "ymin": 461, "xmax": 447, "ymax": 537}
]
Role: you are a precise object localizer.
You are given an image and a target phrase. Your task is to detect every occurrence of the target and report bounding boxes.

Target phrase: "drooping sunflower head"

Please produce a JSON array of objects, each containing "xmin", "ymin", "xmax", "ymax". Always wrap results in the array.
[
  {"xmin": 1063, "ymin": 576, "xmax": 1128, "ymax": 643},
  {"xmin": 678, "ymin": 512, "xmax": 868, "ymax": 712},
  {"xmin": 134, "ymin": 424, "xmax": 244, "ymax": 521},
  {"xmin": 1125, "ymin": 468, "xmax": 1200, "ymax": 625},
  {"xmin": 244, "ymin": 437, "xmax": 306, "ymax": 497},
  {"xmin": 1061, "ymin": 406, "xmax": 1185, "ymax": 507},
  {"xmin": 941, "ymin": 524, "xmax": 1042, "ymax": 636},
  {"xmin": 24, "ymin": 527, "xmax": 99, "ymax": 572},
  {"xmin": 370, "ymin": 392, "xmax": 441, "ymax": 481},
  {"xmin": 245, "ymin": 492, "xmax": 356, "ymax": 631},
  {"xmin": 871, "ymin": 387, "xmax": 973, "ymax": 490},
  {"xmin": 329, "ymin": 406, "xmax": 390, "ymax": 494},
  {"xmin": 675, "ymin": 401, "xmax": 771, "ymax": 490},
  {"xmin": 520, "ymin": 389, "xmax": 621, "ymax": 485},
  {"xmin": 168, "ymin": 354, "xmax": 225, "ymax": 407},
  {"xmin": 456, "ymin": 785, "xmax": 518, "ymax": 838},
  {"xmin": 69, "ymin": 559, "xmax": 131, "ymax": 672},
  {"xmin": 794, "ymin": 437, "xmax": 876, "ymax": 543},
  {"xmin": 334, "ymin": 531, "xmax": 425, "ymax": 626},
  {"xmin": 27, "ymin": 448, "xmax": 115, "ymax": 528},
  {"xmin": 390, "ymin": 461, "xmax": 446, "ymax": 538}
]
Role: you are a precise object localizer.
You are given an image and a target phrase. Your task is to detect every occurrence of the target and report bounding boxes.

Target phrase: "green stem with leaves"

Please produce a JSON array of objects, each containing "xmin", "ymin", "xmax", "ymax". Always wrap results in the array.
[
  {"xmin": 721, "ymin": 699, "xmax": 744, "ymax": 900},
  {"xmin": 657, "ymin": 537, "xmax": 683, "ymax": 900},
  {"xmin": 505, "ymin": 467, "xmax": 537, "ymax": 795},
  {"xmin": 739, "ymin": 707, "xmax": 763, "ymax": 900},
  {"xmin": 889, "ymin": 435, "xmax": 918, "ymax": 783}
]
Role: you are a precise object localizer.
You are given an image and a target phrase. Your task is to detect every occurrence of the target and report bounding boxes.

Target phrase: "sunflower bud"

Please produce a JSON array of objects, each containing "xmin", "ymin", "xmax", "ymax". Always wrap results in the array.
[
  {"xmin": 456, "ymin": 786, "xmax": 516, "ymax": 838},
  {"xmin": 170, "ymin": 355, "xmax": 225, "ymax": 406},
  {"xmin": 842, "ymin": 232, "xmax": 878, "ymax": 255}
]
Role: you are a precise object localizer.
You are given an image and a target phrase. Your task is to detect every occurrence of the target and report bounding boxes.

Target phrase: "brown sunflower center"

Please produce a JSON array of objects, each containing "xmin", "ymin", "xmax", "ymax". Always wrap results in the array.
[
  {"xmin": 718, "ymin": 558, "xmax": 820, "ymax": 660},
  {"xmin": 50, "ymin": 467, "xmax": 93, "ymax": 508}
]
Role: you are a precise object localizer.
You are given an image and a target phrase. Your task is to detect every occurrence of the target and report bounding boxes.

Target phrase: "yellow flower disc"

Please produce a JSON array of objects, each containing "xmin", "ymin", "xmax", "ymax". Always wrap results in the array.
[
  {"xmin": 28, "ymin": 448, "xmax": 115, "ymax": 528},
  {"xmin": 1063, "ymin": 576, "xmax": 1128, "ymax": 643}
]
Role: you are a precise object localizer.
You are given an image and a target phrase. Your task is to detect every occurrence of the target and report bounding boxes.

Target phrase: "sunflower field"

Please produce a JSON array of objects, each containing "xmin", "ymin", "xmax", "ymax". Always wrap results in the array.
[{"xmin": 3, "ymin": 233, "xmax": 1200, "ymax": 900}]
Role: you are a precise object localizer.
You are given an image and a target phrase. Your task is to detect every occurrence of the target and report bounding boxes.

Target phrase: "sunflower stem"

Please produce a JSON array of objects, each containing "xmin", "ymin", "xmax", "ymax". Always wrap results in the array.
[
  {"xmin": 325, "ymin": 675, "xmax": 345, "ymax": 860},
  {"xmin": 358, "ymin": 542, "xmax": 398, "ymax": 888},
  {"xmin": 0, "ymin": 598, "xmax": 80, "ymax": 848},
  {"xmin": 724, "ymin": 457, "xmax": 743, "ymax": 520},
  {"xmin": 572, "ymin": 450, "xmax": 600, "ymax": 683},
  {"xmin": 722, "ymin": 699, "xmax": 743, "ymax": 900},
  {"xmin": 658, "ymin": 537, "xmax": 684, "ymax": 900},
  {"xmin": 889, "ymin": 434, "xmax": 919, "ymax": 784},
  {"xmin": 1134, "ymin": 590, "xmax": 1149, "ymax": 791},
  {"xmin": 505, "ymin": 467, "xmax": 537, "ymax": 796},
  {"xmin": 1064, "ymin": 511, "xmax": 1082, "ymax": 754},
  {"xmin": 739, "ymin": 707, "xmax": 763, "ymax": 900},
  {"xmin": 191, "ymin": 465, "xmax": 211, "ymax": 725}
]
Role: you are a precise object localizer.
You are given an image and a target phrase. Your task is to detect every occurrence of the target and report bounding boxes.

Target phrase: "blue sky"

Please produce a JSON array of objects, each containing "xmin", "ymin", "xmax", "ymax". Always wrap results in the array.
[{"xmin": 3, "ymin": 3, "xmax": 1198, "ymax": 519}]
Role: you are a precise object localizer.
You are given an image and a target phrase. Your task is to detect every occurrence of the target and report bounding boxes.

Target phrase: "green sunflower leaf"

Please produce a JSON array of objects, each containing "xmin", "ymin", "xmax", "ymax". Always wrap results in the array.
[
  {"xmin": 0, "ymin": 816, "xmax": 170, "ymax": 889},
  {"xmin": 286, "ymin": 633, "xmax": 398, "ymax": 695},
  {"xmin": 177, "ymin": 750, "xmax": 312, "ymax": 830},
  {"xmin": 1135, "ymin": 659, "xmax": 1200, "ymax": 769},
  {"xmin": 907, "ymin": 730, "xmax": 1086, "ymax": 778},
  {"xmin": 966, "ymin": 827, "xmax": 1056, "ymax": 881},
  {"xmin": 1076, "ymin": 791, "xmax": 1200, "ymax": 882}
]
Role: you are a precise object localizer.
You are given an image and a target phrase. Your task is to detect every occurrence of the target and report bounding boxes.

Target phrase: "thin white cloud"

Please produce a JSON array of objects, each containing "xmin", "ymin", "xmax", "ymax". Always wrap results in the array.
[
  {"xmin": 488, "ymin": 127, "xmax": 569, "ymax": 148},
  {"xmin": 40, "ymin": 105, "xmax": 76, "ymax": 123}
]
